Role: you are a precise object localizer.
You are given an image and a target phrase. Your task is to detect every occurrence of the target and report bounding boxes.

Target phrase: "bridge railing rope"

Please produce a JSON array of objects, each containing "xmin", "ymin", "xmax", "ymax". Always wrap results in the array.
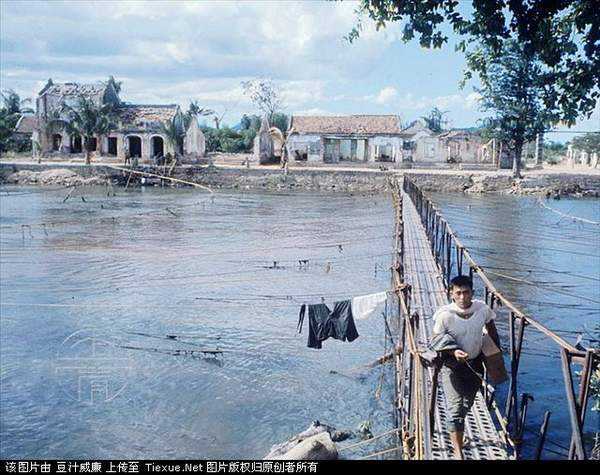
[
  {"xmin": 397, "ymin": 175, "xmax": 599, "ymax": 460},
  {"xmin": 390, "ymin": 177, "xmax": 433, "ymax": 459}
]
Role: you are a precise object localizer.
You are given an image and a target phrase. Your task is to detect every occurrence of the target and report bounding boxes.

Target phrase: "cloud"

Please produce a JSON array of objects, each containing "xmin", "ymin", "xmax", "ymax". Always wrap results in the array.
[
  {"xmin": 375, "ymin": 87, "xmax": 398, "ymax": 104},
  {"xmin": 1, "ymin": 0, "xmax": 397, "ymax": 124},
  {"xmin": 465, "ymin": 92, "xmax": 482, "ymax": 110},
  {"xmin": 433, "ymin": 94, "xmax": 463, "ymax": 109},
  {"xmin": 1, "ymin": 1, "xmax": 393, "ymax": 84},
  {"xmin": 366, "ymin": 88, "xmax": 481, "ymax": 113}
]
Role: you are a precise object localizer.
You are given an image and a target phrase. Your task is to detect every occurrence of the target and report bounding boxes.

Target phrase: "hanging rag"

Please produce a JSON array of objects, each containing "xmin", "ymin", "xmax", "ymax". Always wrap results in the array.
[
  {"xmin": 329, "ymin": 300, "xmax": 359, "ymax": 343},
  {"xmin": 351, "ymin": 291, "xmax": 388, "ymax": 320},
  {"xmin": 298, "ymin": 303, "xmax": 331, "ymax": 349},
  {"xmin": 298, "ymin": 300, "xmax": 359, "ymax": 349}
]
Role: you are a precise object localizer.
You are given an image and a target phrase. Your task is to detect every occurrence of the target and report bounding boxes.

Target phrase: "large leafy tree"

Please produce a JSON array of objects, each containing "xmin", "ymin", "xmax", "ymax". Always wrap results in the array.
[
  {"xmin": 477, "ymin": 40, "xmax": 557, "ymax": 177},
  {"xmin": 270, "ymin": 112, "xmax": 289, "ymax": 134},
  {"xmin": 1, "ymin": 89, "xmax": 33, "ymax": 116},
  {"xmin": 347, "ymin": 1, "xmax": 599, "ymax": 114},
  {"xmin": 240, "ymin": 114, "xmax": 262, "ymax": 132},
  {"xmin": 571, "ymin": 131, "xmax": 600, "ymax": 154},
  {"xmin": 105, "ymin": 75, "xmax": 122, "ymax": 95},
  {"xmin": 55, "ymin": 95, "xmax": 117, "ymax": 165},
  {"xmin": 348, "ymin": 1, "xmax": 600, "ymax": 175}
]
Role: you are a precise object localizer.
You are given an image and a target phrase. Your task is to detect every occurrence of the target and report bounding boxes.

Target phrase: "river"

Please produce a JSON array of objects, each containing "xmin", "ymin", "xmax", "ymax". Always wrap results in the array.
[{"xmin": 0, "ymin": 185, "xmax": 598, "ymax": 459}]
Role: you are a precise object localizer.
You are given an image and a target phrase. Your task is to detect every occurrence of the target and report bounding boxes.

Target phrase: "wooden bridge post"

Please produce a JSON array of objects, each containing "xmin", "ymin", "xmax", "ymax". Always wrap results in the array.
[
  {"xmin": 560, "ymin": 349, "xmax": 587, "ymax": 460},
  {"xmin": 505, "ymin": 312, "xmax": 527, "ymax": 446},
  {"xmin": 456, "ymin": 245, "xmax": 464, "ymax": 276},
  {"xmin": 516, "ymin": 393, "xmax": 534, "ymax": 441},
  {"xmin": 564, "ymin": 349, "xmax": 596, "ymax": 460},
  {"xmin": 445, "ymin": 233, "xmax": 452, "ymax": 291},
  {"xmin": 534, "ymin": 411, "xmax": 552, "ymax": 460}
]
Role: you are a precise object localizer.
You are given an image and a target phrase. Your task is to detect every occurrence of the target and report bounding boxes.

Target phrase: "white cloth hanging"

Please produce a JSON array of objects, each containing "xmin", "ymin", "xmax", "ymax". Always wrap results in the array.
[{"xmin": 351, "ymin": 291, "xmax": 388, "ymax": 320}]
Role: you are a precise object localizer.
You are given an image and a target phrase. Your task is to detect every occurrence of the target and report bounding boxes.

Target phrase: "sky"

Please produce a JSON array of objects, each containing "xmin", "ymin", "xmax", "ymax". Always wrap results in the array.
[{"xmin": 1, "ymin": 0, "xmax": 598, "ymax": 139}]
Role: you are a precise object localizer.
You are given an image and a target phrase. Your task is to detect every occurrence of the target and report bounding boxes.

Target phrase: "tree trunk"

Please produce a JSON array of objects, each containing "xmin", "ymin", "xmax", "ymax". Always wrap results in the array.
[
  {"xmin": 535, "ymin": 132, "xmax": 544, "ymax": 166},
  {"xmin": 84, "ymin": 138, "xmax": 91, "ymax": 165},
  {"xmin": 512, "ymin": 140, "xmax": 523, "ymax": 178}
]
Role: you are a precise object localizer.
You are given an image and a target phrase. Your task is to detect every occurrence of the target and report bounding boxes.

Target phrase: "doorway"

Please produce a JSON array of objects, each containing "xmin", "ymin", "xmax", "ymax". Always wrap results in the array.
[
  {"xmin": 152, "ymin": 136, "xmax": 164, "ymax": 158},
  {"xmin": 108, "ymin": 137, "xmax": 117, "ymax": 156},
  {"xmin": 71, "ymin": 135, "xmax": 82, "ymax": 153},
  {"xmin": 52, "ymin": 134, "xmax": 62, "ymax": 151},
  {"xmin": 127, "ymin": 136, "xmax": 142, "ymax": 158}
]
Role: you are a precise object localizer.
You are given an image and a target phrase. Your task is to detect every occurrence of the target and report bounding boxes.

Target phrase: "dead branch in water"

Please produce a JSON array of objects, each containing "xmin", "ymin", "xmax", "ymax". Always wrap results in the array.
[
  {"xmin": 329, "ymin": 345, "xmax": 401, "ymax": 378},
  {"xmin": 106, "ymin": 165, "xmax": 213, "ymax": 193}
]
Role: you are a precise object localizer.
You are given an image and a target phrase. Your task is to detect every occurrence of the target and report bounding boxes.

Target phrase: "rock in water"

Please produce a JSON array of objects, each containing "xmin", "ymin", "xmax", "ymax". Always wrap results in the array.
[
  {"xmin": 264, "ymin": 421, "xmax": 352, "ymax": 459},
  {"xmin": 270, "ymin": 432, "xmax": 338, "ymax": 460}
]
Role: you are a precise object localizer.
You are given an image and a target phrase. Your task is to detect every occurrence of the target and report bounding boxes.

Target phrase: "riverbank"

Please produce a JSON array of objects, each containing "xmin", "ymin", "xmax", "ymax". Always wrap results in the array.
[{"xmin": 1, "ymin": 161, "xmax": 599, "ymax": 196}]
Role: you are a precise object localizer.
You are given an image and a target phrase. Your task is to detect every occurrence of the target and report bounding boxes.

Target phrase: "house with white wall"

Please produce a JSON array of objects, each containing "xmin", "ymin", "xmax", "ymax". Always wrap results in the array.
[{"xmin": 286, "ymin": 115, "xmax": 405, "ymax": 164}]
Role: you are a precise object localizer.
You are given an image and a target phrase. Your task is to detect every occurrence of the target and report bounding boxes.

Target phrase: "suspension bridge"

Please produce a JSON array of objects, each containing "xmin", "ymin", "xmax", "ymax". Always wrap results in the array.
[{"xmin": 389, "ymin": 176, "xmax": 598, "ymax": 460}]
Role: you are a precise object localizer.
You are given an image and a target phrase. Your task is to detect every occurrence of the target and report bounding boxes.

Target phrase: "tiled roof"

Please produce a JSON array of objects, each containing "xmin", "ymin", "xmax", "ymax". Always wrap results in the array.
[
  {"xmin": 438, "ymin": 129, "xmax": 481, "ymax": 139},
  {"xmin": 290, "ymin": 115, "xmax": 404, "ymax": 135},
  {"xmin": 401, "ymin": 120, "xmax": 434, "ymax": 136},
  {"xmin": 118, "ymin": 104, "xmax": 179, "ymax": 127},
  {"xmin": 14, "ymin": 115, "xmax": 38, "ymax": 134},
  {"xmin": 42, "ymin": 82, "xmax": 106, "ymax": 99}
]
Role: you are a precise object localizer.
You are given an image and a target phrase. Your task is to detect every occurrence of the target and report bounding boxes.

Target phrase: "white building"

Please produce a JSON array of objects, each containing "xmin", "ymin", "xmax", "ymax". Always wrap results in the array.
[
  {"xmin": 286, "ymin": 115, "xmax": 405, "ymax": 164},
  {"xmin": 33, "ymin": 79, "xmax": 205, "ymax": 162}
]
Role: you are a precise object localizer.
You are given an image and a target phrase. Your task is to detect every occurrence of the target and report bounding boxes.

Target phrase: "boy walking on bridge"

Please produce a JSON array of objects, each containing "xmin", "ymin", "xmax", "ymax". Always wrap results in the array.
[{"xmin": 432, "ymin": 275, "xmax": 501, "ymax": 460}]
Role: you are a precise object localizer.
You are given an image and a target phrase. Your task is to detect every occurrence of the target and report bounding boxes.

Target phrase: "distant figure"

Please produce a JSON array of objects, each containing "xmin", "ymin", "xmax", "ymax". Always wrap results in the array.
[
  {"xmin": 432, "ymin": 275, "xmax": 501, "ymax": 460},
  {"xmin": 124, "ymin": 151, "xmax": 131, "ymax": 167},
  {"xmin": 553, "ymin": 190, "xmax": 561, "ymax": 200}
]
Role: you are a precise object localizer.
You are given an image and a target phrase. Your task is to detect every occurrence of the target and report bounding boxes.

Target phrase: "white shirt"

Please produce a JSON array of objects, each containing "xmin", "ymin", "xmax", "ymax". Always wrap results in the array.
[{"xmin": 432, "ymin": 299, "xmax": 496, "ymax": 360}]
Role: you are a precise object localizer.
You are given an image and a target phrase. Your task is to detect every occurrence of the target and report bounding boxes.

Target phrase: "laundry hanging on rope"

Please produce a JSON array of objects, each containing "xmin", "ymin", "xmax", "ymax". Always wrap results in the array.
[
  {"xmin": 352, "ymin": 291, "xmax": 388, "ymax": 320},
  {"xmin": 296, "ymin": 291, "xmax": 389, "ymax": 349},
  {"xmin": 298, "ymin": 300, "xmax": 359, "ymax": 349}
]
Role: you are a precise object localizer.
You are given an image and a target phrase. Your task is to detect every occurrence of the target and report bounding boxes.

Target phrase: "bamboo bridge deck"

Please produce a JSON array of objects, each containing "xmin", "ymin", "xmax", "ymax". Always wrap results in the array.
[{"xmin": 400, "ymin": 188, "xmax": 508, "ymax": 460}]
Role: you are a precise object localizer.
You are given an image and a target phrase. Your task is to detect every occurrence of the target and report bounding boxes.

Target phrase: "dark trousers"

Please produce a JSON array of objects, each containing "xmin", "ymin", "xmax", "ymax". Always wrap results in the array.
[{"xmin": 440, "ymin": 355, "xmax": 484, "ymax": 432}]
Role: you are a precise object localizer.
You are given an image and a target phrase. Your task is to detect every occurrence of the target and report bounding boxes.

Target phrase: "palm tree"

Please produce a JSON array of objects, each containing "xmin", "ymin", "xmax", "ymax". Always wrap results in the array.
[
  {"xmin": 185, "ymin": 101, "xmax": 213, "ymax": 130},
  {"xmin": 105, "ymin": 76, "xmax": 122, "ymax": 94},
  {"xmin": 162, "ymin": 103, "xmax": 212, "ymax": 162},
  {"xmin": 421, "ymin": 107, "xmax": 449, "ymax": 133},
  {"xmin": 1, "ymin": 89, "xmax": 34, "ymax": 116},
  {"xmin": 54, "ymin": 95, "xmax": 118, "ymax": 165},
  {"xmin": 188, "ymin": 101, "xmax": 213, "ymax": 118},
  {"xmin": 159, "ymin": 116, "xmax": 185, "ymax": 161}
]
